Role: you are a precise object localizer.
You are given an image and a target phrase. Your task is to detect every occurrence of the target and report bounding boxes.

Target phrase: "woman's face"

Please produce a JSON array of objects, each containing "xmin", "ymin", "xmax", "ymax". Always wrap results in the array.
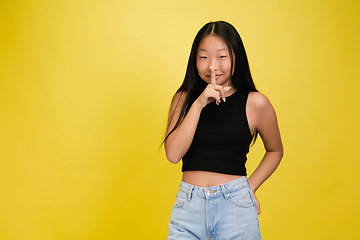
[{"xmin": 196, "ymin": 35, "xmax": 233, "ymax": 87}]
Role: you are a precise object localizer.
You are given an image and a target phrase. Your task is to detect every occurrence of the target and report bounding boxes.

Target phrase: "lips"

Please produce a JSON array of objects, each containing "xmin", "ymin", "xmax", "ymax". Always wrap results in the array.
[{"xmin": 207, "ymin": 74, "xmax": 222, "ymax": 79}]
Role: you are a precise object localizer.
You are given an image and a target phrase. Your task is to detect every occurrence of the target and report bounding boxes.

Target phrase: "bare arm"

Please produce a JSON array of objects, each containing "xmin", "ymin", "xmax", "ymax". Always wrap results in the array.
[
  {"xmin": 247, "ymin": 92, "xmax": 283, "ymax": 214},
  {"xmin": 165, "ymin": 67, "xmax": 231, "ymax": 163},
  {"xmin": 164, "ymin": 92, "xmax": 203, "ymax": 163}
]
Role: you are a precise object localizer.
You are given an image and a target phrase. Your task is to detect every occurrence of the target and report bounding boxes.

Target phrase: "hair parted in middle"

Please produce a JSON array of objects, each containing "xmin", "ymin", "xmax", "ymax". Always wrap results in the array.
[{"xmin": 166, "ymin": 21, "xmax": 258, "ymax": 142}]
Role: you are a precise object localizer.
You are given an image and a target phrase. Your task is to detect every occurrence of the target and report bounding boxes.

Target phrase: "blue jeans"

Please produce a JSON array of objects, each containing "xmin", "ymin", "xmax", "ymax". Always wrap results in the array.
[{"xmin": 167, "ymin": 176, "xmax": 261, "ymax": 240}]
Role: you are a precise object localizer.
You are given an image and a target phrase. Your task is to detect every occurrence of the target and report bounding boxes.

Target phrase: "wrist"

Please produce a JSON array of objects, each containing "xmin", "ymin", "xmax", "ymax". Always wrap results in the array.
[
  {"xmin": 248, "ymin": 178, "xmax": 258, "ymax": 193},
  {"xmin": 193, "ymin": 100, "xmax": 206, "ymax": 109}
]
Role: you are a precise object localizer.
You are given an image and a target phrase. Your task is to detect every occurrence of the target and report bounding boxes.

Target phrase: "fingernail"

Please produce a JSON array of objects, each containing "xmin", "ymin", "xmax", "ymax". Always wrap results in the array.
[{"xmin": 223, "ymin": 97, "xmax": 226, "ymax": 102}]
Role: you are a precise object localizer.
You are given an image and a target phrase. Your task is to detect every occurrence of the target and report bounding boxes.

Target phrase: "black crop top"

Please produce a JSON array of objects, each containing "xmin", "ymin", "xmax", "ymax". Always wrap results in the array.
[{"xmin": 182, "ymin": 90, "xmax": 253, "ymax": 176}]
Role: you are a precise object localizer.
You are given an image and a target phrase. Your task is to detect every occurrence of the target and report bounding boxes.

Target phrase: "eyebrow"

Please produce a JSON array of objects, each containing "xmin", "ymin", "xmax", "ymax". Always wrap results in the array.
[{"xmin": 198, "ymin": 48, "xmax": 227, "ymax": 52}]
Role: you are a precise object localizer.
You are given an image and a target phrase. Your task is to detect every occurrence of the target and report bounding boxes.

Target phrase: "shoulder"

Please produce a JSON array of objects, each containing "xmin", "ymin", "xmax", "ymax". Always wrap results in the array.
[
  {"xmin": 247, "ymin": 91, "xmax": 278, "ymax": 129},
  {"xmin": 247, "ymin": 91, "xmax": 273, "ymax": 111}
]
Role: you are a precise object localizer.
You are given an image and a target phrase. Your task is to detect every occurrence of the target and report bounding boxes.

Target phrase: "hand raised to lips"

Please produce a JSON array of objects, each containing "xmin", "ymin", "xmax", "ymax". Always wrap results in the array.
[
  {"xmin": 210, "ymin": 67, "xmax": 231, "ymax": 104},
  {"xmin": 195, "ymin": 67, "xmax": 232, "ymax": 107}
]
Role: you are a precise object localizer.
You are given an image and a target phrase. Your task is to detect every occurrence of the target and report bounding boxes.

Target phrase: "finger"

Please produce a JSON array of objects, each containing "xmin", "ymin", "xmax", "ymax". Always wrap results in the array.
[
  {"xmin": 210, "ymin": 88, "xmax": 221, "ymax": 105},
  {"xmin": 215, "ymin": 97, "xmax": 221, "ymax": 105},
  {"xmin": 212, "ymin": 92, "xmax": 221, "ymax": 105},
  {"xmin": 219, "ymin": 87, "xmax": 225, "ymax": 102},
  {"xmin": 222, "ymin": 86, "xmax": 232, "ymax": 102},
  {"xmin": 256, "ymin": 199, "xmax": 261, "ymax": 215},
  {"xmin": 210, "ymin": 66, "xmax": 216, "ymax": 84},
  {"xmin": 223, "ymin": 86, "xmax": 231, "ymax": 93},
  {"xmin": 203, "ymin": 86, "xmax": 220, "ymax": 105},
  {"xmin": 212, "ymin": 85, "xmax": 226, "ymax": 103}
]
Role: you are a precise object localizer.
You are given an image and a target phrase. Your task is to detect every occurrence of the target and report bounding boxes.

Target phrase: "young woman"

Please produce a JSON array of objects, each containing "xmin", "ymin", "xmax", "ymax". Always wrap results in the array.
[{"xmin": 165, "ymin": 21, "xmax": 283, "ymax": 240}]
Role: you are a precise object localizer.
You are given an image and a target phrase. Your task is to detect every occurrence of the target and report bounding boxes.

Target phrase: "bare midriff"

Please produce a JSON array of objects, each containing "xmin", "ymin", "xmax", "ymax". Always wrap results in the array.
[{"xmin": 182, "ymin": 171, "xmax": 244, "ymax": 187}]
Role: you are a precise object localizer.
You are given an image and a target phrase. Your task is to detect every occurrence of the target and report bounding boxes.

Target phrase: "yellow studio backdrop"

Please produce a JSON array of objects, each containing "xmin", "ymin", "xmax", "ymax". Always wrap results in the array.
[{"xmin": 0, "ymin": 0, "xmax": 359, "ymax": 239}]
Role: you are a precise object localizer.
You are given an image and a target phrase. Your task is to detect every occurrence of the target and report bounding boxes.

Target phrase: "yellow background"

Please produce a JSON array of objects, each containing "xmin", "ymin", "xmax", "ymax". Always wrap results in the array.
[{"xmin": 1, "ymin": 0, "xmax": 359, "ymax": 239}]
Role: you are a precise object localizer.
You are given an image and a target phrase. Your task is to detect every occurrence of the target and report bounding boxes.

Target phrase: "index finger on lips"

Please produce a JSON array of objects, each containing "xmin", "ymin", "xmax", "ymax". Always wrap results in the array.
[{"xmin": 210, "ymin": 66, "xmax": 216, "ymax": 84}]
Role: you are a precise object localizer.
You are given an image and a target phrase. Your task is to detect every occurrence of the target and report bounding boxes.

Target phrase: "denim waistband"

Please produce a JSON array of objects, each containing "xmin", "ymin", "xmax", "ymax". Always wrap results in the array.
[{"xmin": 179, "ymin": 176, "xmax": 250, "ymax": 200}]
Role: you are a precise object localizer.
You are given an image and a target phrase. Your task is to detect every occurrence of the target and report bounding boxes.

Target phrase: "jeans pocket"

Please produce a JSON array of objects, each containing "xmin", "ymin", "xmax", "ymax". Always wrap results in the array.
[
  {"xmin": 172, "ymin": 190, "xmax": 187, "ymax": 209},
  {"xmin": 229, "ymin": 187, "xmax": 255, "ymax": 208}
]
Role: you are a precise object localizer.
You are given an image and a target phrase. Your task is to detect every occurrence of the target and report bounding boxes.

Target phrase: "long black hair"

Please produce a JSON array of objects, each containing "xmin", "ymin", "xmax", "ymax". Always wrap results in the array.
[{"xmin": 165, "ymin": 21, "xmax": 259, "ymax": 143}]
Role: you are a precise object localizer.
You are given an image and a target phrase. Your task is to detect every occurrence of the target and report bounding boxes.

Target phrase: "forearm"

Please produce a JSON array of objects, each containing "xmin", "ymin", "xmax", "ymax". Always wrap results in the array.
[
  {"xmin": 164, "ymin": 102, "xmax": 203, "ymax": 163},
  {"xmin": 248, "ymin": 150, "xmax": 283, "ymax": 192}
]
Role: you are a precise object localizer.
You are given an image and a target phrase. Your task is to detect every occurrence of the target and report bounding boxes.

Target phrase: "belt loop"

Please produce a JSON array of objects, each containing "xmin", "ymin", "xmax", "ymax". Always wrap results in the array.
[
  {"xmin": 187, "ymin": 186, "xmax": 194, "ymax": 201},
  {"xmin": 245, "ymin": 176, "xmax": 251, "ymax": 187},
  {"xmin": 220, "ymin": 185, "xmax": 229, "ymax": 200}
]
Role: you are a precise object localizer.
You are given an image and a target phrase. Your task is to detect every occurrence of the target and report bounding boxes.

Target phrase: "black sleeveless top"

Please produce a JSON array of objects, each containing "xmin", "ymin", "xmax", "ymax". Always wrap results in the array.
[{"xmin": 182, "ymin": 90, "xmax": 253, "ymax": 176}]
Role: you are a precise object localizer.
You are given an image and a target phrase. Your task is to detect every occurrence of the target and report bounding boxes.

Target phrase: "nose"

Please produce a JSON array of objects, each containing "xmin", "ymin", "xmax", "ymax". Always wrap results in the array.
[{"xmin": 209, "ymin": 57, "xmax": 219, "ymax": 71}]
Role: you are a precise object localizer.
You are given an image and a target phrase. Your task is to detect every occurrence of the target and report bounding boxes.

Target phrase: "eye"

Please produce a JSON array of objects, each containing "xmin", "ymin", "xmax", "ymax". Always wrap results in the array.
[
  {"xmin": 219, "ymin": 56, "xmax": 227, "ymax": 59},
  {"xmin": 199, "ymin": 56, "xmax": 207, "ymax": 59}
]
